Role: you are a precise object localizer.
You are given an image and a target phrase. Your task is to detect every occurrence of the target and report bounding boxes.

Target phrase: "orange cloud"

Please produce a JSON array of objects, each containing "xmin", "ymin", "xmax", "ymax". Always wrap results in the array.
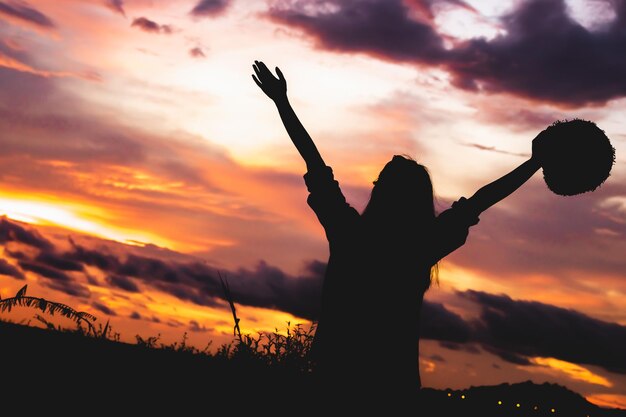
[
  {"xmin": 0, "ymin": 0, "xmax": 55, "ymax": 32},
  {"xmin": 529, "ymin": 357, "xmax": 613, "ymax": 388},
  {"xmin": 586, "ymin": 393, "xmax": 626, "ymax": 410}
]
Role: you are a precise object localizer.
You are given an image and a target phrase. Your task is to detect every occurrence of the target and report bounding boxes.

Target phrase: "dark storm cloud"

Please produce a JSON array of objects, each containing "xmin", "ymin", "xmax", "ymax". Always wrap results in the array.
[
  {"xmin": 189, "ymin": 0, "xmax": 231, "ymax": 17},
  {"xmin": 446, "ymin": 0, "xmax": 626, "ymax": 106},
  {"xmin": 35, "ymin": 252, "xmax": 84, "ymax": 272},
  {"xmin": 226, "ymin": 260, "xmax": 324, "ymax": 320},
  {"xmin": 131, "ymin": 17, "xmax": 173, "ymax": 34},
  {"xmin": 154, "ymin": 280, "xmax": 220, "ymax": 306},
  {"xmin": 420, "ymin": 301, "xmax": 471, "ymax": 342},
  {"xmin": 0, "ymin": 257, "xmax": 24, "ymax": 279},
  {"xmin": 118, "ymin": 254, "xmax": 182, "ymax": 283},
  {"xmin": 92, "ymin": 301, "xmax": 117, "ymax": 316},
  {"xmin": 106, "ymin": 274, "xmax": 139, "ymax": 292},
  {"xmin": 66, "ymin": 238, "xmax": 122, "ymax": 271},
  {"xmin": 189, "ymin": 319, "xmax": 211, "ymax": 332},
  {"xmin": 0, "ymin": 217, "xmax": 54, "ymax": 250},
  {"xmin": 44, "ymin": 279, "xmax": 91, "ymax": 298},
  {"xmin": 65, "ymin": 236, "xmax": 325, "ymax": 317},
  {"xmin": 18, "ymin": 260, "xmax": 71, "ymax": 281},
  {"xmin": 268, "ymin": 0, "xmax": 446, "ymax": 62},
  {"xmin": 462, "ymin": 290, "xmax": 626, "ymax": 374},
  {"xmin": 267, "ymin": 0, "xmax": 626, "ymax": 106},
  {"xmin": 4, "ymin": 249, "xmax": 27, "ymax": 260},
  {"xmin": 482, "ymin": 345, "xmax": 533, "ymax": 366},
  {"xmin": 0, "ymin": 222, "xmax": 93, "ymax": 297},
  {"xmin": 0, "ymin": 1, "xmax": 55, "ymax": 29},
  {"xmin": 67, "ymin": 240, "xmax": 322, "ymax": 318}
]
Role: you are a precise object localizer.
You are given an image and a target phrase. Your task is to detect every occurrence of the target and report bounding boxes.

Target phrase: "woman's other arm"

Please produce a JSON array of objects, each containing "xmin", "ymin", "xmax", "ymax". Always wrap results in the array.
[
  {"xmin": 465, "ymin": 158, "xmax": 541, "ymax": 216},
  {"xmin": 464, "ymin": 131, "xmax": 546, "ymax": 216},
  {"xmin": 427, "ymin": 131, "xmax": 546, "ymax": 266}
]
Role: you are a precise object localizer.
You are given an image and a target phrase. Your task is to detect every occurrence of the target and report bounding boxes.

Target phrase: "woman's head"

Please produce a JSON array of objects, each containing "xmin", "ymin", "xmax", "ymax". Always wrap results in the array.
[
  {"xmin": 362, "ymin": 154, "xmax": 435, "ymax": 225},
  {"xmin": 361, "ymin": 154, "xmax": 438, "ymax": 287}
]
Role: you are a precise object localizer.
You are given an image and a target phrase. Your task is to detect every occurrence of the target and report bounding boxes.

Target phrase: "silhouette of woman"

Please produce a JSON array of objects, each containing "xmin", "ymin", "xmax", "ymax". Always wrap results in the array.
[{"xmin": 252, "ymin": 60, "xmax": 543, "ymax": 411}]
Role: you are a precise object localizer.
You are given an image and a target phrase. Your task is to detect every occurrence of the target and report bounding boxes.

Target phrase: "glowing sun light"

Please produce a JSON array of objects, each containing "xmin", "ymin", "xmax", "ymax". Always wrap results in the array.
[{"xmin": 0, "ymin": 196, "xmax": 171, "ymax": 248}]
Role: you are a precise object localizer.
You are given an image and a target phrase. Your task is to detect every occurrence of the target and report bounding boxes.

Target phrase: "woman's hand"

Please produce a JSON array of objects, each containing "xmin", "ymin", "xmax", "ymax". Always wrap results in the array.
[
  {"xmin": 252, "ymin": 60, "xmax": 287, "ymax": 102},
  {"xmin": 531, "ymin": 128, "xmax": 549, "ymax": 167}
]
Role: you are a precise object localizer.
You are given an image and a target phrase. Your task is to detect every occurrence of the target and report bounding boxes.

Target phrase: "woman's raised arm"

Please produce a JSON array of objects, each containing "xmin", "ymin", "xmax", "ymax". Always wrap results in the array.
[
  {"xmin": 252, "ymin": 60, "xmax": 326, "ymax": 172},
  {"xmin": 464, "ymin": 132, "xmax": 546, "ymax": 216}
]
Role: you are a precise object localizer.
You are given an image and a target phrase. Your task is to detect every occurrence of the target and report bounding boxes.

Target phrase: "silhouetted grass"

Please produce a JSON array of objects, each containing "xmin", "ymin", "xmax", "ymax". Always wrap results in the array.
[{"xmin": 1, "ymin": 285, "xmax": 624, "ymax": 416}]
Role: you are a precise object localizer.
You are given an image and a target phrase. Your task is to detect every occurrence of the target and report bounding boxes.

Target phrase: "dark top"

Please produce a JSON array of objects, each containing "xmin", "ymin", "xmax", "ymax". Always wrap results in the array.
[{"xmin": 304, "ymin": 165, "xmax": 479, "ymax": 403}]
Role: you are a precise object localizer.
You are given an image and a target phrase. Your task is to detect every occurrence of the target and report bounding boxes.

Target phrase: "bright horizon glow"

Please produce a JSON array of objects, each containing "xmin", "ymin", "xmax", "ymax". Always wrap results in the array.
[{"xmin": 0, "ymin": 196, "xmax": 174, "ymax": 248}]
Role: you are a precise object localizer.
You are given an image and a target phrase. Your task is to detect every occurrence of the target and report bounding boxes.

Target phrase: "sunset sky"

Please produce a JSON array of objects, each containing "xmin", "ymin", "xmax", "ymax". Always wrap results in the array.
[{"xmin": 1, "ymin": 0, "xmax": 625, "ymax": 408}]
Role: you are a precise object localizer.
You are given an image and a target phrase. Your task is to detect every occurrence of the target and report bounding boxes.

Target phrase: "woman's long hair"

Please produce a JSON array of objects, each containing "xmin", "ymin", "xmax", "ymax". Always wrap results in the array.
[{"xmin": 361, "ymin": 154, "xmax": 439, "ymax": 287}]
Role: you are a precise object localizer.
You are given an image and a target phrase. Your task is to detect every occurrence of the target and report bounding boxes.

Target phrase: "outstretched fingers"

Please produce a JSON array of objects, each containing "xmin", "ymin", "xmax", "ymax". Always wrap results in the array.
[
  {"xmin": 256, "ymin": 60, "xmax": 271, "ymax": 75},
  {"xmin": 252, "ymin": 63, "xmax": 262, "ymax": 79},
  {"xmin": 252, "ymin": 74, "xmax": 262, "ymax": 89}
]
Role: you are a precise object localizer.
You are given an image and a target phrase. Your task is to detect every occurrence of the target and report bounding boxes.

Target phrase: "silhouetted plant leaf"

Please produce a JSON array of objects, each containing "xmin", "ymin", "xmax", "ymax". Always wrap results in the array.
[
  {"xmin": 101, "ymin": 319, "xmax": 110, "ymax": 339},
  {"xmin": 0, "ymin": 289, "xmax": 97, "ymax": 335},
  {"xmin": 16, "ymin": 285, "xmax": 27, "ymax": 298}
]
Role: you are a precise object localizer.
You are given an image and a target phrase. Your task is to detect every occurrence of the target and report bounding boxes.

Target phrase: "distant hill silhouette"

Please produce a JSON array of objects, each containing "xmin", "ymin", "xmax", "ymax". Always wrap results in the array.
[
  {"xmin": 1, "ymin": 320, "xmax": 624, "ymax": 416},
  {"xmin": 421, "ymin": 381, "xmax": 626, "ymax": 417}
]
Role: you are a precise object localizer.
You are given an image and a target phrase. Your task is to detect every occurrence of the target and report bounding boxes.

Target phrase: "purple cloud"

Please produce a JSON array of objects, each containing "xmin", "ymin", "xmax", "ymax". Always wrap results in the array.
[
  {"xmin": 462, "ymin": 290, "xmax": 626, "ymax": 374},
  {"xmin": 0, "ymin": 217, "xmax": 53, "ymax": 250},
  {"xmin": 189, "ymin": 0, "xmax": 231, "ymax": 18},
  {"xmin": 0, "ymin": 1, "xmax": 55, "ymax": 29},
  {"xmin": 267, "ymin": 0, "xmax": 626, "ymax": 106},
  {"xmin": 106, "ymin": 274, "xmax": 139, "ymax": 292},
  {"xmin": 0, "ymin": 257, "xmax": 24, "ymax": 279},
  {"xmin": 18, "ymin": 260, "xmax": 71, "ymax": 281},
  {"xmin": 268, "ymin": 0, "xmax": 445, "ymax": 62},
  {"xmin": 105, "ymin": 0, "xmax": 125, "ymax": 17},
  {"xmin": 131, "ymin": 17, "xmax": 173, "ymax": 34},
  {"xmin": 421, "ymin": 301, "xmax": 471, "ymax": 342},
  {"xmin": 446, "ymin": 0, "xmax": 626, "ymax": 106},
  {"xmin": 44, "ymin": 280, "xmax": 91, "ymax": 298},
  {"xmin": 35, "ymin": 251, "xmax": 84, "ymax": 272},
  {"xmin": 92, "ymin": 301, "xmax": 117, "ymax": 316}
]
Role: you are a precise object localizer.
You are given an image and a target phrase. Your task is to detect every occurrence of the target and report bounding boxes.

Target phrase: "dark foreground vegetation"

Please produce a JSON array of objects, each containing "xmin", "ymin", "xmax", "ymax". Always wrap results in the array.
[
  {"xmin": 1, "ymin": 286, "xmax": 624, "ymax": 416},
  {"xmin": 2, "ymin": 320, "xmax": 625, "ymax": 416}
]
